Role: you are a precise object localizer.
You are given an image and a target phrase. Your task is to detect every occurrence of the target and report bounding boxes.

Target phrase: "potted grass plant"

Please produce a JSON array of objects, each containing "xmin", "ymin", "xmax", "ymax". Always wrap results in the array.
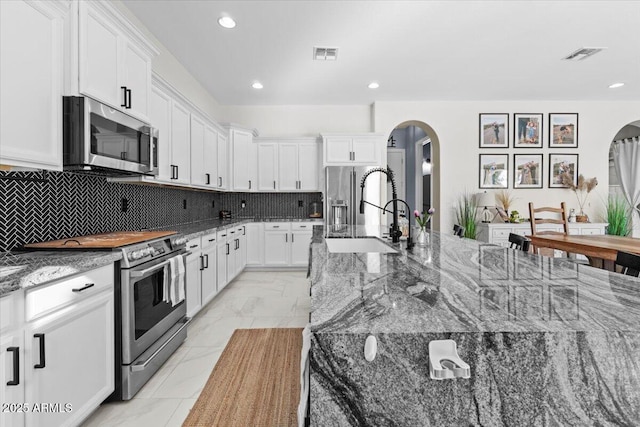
[
  {"xmin": 455, "ymin": 192, "xmax": 478, "ymax": 239},
  {"xmin": 605, "ymin": 194, "xmax": 632, "ymax": 236}
]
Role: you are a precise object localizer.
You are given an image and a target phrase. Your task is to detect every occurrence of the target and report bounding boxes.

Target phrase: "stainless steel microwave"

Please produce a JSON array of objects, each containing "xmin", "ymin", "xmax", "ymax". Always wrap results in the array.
[{"xmin": 63, "ymin": 96, "xmax": 158, "ymax": 176}]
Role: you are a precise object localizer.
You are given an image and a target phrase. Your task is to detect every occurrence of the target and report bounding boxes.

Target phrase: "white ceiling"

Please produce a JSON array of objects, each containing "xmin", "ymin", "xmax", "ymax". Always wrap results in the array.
[{"xmin": 122, "ymin": 0, "xmax": 640, "ymax": 105}]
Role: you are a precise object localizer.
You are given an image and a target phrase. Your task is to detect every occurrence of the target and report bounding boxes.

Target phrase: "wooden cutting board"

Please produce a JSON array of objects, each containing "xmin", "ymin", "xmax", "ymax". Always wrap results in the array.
[{"xmin": 24, "ymin": 231, "xmax": 177, "ymax": 249}]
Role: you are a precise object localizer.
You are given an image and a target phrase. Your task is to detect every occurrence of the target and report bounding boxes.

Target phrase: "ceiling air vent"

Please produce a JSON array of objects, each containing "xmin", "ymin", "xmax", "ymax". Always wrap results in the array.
[
  {"xmin": 313, "ymin": 46, "xmax": 338, "ymax": 61},
  {"xmin": 562, "ymin": 47, "xmax": 606, "ymax": 61}
]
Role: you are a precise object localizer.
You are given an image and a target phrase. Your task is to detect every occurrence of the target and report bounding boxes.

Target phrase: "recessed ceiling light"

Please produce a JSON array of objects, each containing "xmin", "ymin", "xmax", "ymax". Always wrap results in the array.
[
  {"xmin": 368, "ymin": 82, "xmax": 379, "ymax": 89},
  {"xmin": 218, "ymin": 16, "xmax": 236, "ymax": 29},
  {"xmin": 252, "ymin": 82, "xmax": 263, "ymax": 89},
  {"xmin": 609, "ymin": 82, "xmax": 625, "ymax": 89}
]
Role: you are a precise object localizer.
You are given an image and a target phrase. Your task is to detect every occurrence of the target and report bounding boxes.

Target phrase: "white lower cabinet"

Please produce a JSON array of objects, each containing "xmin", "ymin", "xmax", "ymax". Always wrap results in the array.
[
  {"xmin": 185, "ymin": 233, "xmax": 218, "ymax": 318},
  {"xmin": 246, "ymin": 223, "xmax": 264, "ymax": 266},
  {"xmin": 0, "ymin": 264, "xmax": 116, "ymax": 427},
  {"xmin": 25, "ymin": 290, "xmax": 114, "ymax": 427},
  {"xmin": 216, "ymin": 229, "xmax": 230, "ymax": 292},
  {"xmin": 260, "ymin": 222, "xmax": 320, "ymax": 267}
]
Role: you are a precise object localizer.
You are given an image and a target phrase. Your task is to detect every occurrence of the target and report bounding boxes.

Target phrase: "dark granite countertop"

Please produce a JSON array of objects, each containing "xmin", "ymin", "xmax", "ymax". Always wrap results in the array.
[
  {"xmin": 310, "ymin": 227, "xmax": 640, "ymax": 426},
  {"xmin": 0, "ymin": 251, "xmax": 122, "ymax": 297}
]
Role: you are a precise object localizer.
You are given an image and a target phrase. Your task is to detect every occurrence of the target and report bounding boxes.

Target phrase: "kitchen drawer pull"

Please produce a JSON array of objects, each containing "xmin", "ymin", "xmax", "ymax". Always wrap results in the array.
[
  {"xmin": 34, "ymin": 333, "xmax": 45, "ymax": 369},
  {"xmin": 208, "ymin": 238, "xmax": 215, "ymax": 242},
  {"xmin": 6, "ymin": 347, "xmax": 19, "ymax": 386},
  {"xmin": 72, "ymin": 283, "xmax": 95, "ymax": 293},
  {"xmin": 273, "ymin": 225, "xmax": 280, "ymax": 228},
  {"xmin": 189, "ymin": 244, "xmax": 199, "ymax": 249}
]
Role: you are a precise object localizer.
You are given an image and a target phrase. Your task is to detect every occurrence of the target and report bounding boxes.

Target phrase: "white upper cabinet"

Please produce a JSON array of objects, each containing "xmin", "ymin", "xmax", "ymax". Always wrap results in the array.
[
  {"xmin": 149, "ymin": 84, "xmax": 173, "ymax": 182},
  {"xmin": 170, "ymin": 100, "xmax": 191, "ymax": 185},
  {"xmin": 216, "ymin": 132, "xmax": 229, "ymax": 190},
  {"xmin": 231, "ymin": 128, "xmax": 257, "ymax": 191},
  {"xmin": 323, "ymin": 134, "xmax": 385, "ymax": 166},
  {"xmin": 0, "ymin": 0, "xmax": 67, "ymax": 171},
  {"xmin": 257, "ymin": 143, "xmax": 278, "ymax": 191},
  {"xmin": 78, "ymin": 1, "xmax": 157, "ymax": 122},
  {"xmin": 204, "ymin": 124, "xmax": 219, "ymax": 189},
  {"xmin": 257, "ymin": 138, "xmax": 320, "ymax": 192},
  {"xmin": 190, "ymin": 114, "xmax": 206, "ymax": 187}
]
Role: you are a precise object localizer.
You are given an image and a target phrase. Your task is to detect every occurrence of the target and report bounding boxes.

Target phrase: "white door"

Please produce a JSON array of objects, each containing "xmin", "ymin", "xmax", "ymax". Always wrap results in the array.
[
  {"xmin": 291, "ymin": 231, "xmax": 312, "ymax": 266},
  {"xmin": 203, "ymin": 125, "xmax": 218, "ymax": 188},
  {"xmin": 170, "ymin": 100, "xmax": 191, "ymax": 184},
  {"xmin": 0, "ymin": 331, "xmax": 24, "ymax": 427},
  {"xmin": 185, "ymin": 249, "xmax": 202, "ymax": 318},
  {"xmin": 190, "ymin": 115, "xmax": 206, "ymax": 187},
  {"xmin": 258, "ymin": 143, "xmax": 278, "ymax": 191},
  {"xmin": 298, "ymin": 142, "xmax": 320, "ymax": 191},
  {"xmin": 245, "ymin": 223, "xmax": 264, "ymax": 266},
  {"xmin": 324, "ymin": 137, "xmax": 352, "ymax": 164},
  {"xmin": 216, "ymin": 133, "xmax": 228, "ymax": 189},
  {"xmin": 149, "ymin": 86, "xmax": 173, "ymax": 182},
  {"xmin": 278, "ymin": 143, "xmax": 299, "ymax": 191},
  {"xmin": 122, "ymin": 41, "xmax": 150, "ymax": 121},
  {"xmin": 25, "ymin": 292, "xmax": 114, "ymax": 427},
  {"xmin": 201, "ymin": 245, "xmax": 217, "ymax": 307},
  {"xmin": 232, "ymin": 130, "xmax": 253, "ymax": 191},
  {"xmin": 79, "ymin": 2, "xmax": 121, "ymax": 108},
  {"xmin": 0, "ymin": 0, "xmax": 64, "ymax": 170},
  {"xmin": 264, "ymin": 231, "xmax": 289, "ymax": 266}
]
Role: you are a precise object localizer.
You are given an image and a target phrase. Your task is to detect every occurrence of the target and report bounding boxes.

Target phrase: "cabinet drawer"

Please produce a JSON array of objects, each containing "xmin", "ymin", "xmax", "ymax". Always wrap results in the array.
[
  {"xmin": 186, "ymin": 238, "xmax": 201, "ymax": 251},
  {"xmin": 491, "ymin": 229, "xmax": 512, "ymax": 239},
  {"xmin": 25, "ymin": 264, "xmax": 114, "ymax": 321},
  {"xmin": 264, "ymin": 222, "xmax": 289, "ymax": 231},
  {"xmin": 581, "ymin": 228, "xmax": 602, "ymax": 236},
  {"xmin": 201, "ymin": 232, "xmax": 217, "ymax": 249},
  {"xmin": 217, "ymin": 228, "xmax": 230, "ymax": 240},
  {"xmin": 291, "ymin": 223, "xmax": 315, "ymax": 231}
]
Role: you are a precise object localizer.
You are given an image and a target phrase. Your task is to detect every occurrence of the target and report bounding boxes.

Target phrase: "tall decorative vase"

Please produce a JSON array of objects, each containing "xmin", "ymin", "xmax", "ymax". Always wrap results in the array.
[{"xmin": 416, "ymin": 227, "xmax": 429, "ymax": 246}]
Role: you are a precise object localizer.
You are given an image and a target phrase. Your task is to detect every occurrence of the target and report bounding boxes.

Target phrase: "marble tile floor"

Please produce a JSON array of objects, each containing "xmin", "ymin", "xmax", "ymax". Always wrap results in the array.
[{"xmin": 82, "ymin": 270, "xmax": 310, "ymax": 427}]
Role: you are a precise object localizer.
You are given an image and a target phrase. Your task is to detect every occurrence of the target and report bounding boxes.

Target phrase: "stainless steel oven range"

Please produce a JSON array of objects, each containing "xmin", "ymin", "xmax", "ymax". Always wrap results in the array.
[
  {"xmin": 117, "ymin": 234, "xmax": 190, "ymax": 400},
  {"xmin": 25, "ymin": 231, "xmax": 190, "ymax": 400}
]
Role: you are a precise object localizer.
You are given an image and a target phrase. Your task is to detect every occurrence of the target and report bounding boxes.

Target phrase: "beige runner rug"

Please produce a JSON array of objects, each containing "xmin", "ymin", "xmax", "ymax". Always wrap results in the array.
[{"xmin": 183, "ymin": 328, "xmax": 303, "ymax": 427}]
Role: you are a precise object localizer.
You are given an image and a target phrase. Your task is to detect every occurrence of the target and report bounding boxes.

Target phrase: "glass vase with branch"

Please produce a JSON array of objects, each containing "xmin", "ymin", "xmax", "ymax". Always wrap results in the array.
[{"xmin": 560, "ymin": 173, "xmax": 598, "ymax": 221}]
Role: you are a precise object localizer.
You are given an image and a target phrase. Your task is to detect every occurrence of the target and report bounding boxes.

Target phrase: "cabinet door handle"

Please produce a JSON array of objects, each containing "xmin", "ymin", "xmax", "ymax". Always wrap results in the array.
[
  {"xmin": 121, "ymin": 86, "xmax": 127, "ymax": 107},
  {"xmin": 292, "ymin": 233, "xmax": 295, "ymax": 243},
  {"xmin": 248, "ymin": 180, "xmax": 252, "ymax": 189},
  {"xmin": 219, "ymin": 177, "xmax": 222, "ymax": 187},
  {"xmin": 273, "ymin": 180, "xmax": 276, "ymax": 189},
  {"xmin": 34, "ymin": 333, "xmax": 45, "ymax": 369},
  {"xmin": 72, "ymin": 283, "xmax": 95, "ymax": 292},
  {"xmin": 175, "ymin": 165, "xmax": 179, "ymax": 180},
  {"xmin": 6, "ymin": 347, "xmax": 19, "ymax": 386},
  {"xmin": 206, "ymin": 173, "xmax": 210, "ymax": 185},
  {"xmin": 126, "ymin": 88, "xmax": 132, "ymax": 109},
  {"xmin": 200, "ymin": 255, "xmax": 205, "ymax": 271},
  {"xmin": 285, "ymin": 234, "xmax": 288, "ymax": 243},
  {"xmin": 243, "ymin": 226, "xmax": 246, "ymax": 235},
  {"xmin": 226, "ymin": 243, "xmax": 229, "ymax": 255},
  {"xmin": 204, "ymin": 254, "xmax": 209, "ymax": 269}
]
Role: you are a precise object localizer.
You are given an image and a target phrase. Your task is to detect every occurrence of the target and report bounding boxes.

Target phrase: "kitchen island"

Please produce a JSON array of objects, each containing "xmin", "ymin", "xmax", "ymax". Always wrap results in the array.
[{"xmin": 309, "ymin": 228, "xmax": 640, "ymax": 426}]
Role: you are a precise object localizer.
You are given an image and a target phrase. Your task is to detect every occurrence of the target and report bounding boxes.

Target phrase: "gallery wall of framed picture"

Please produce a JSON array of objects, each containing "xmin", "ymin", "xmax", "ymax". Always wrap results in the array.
[{"xmin": 477, "ymin": 112, "xmax": 580, "ymax": 189}]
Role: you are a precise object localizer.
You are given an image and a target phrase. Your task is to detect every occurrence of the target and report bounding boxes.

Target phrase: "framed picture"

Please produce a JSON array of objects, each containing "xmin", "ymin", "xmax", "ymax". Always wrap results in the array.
[
  {"xmin": 549, "ymin": 153, "xmax": 578, "ymax": 188},
  {"xmin": 479, "ymin": 154, "xmax": 508, "ymax": 189},
  {"xmin": 513, "ymin": 154, "xmax": 543, "ymax": 188},
  {"xmin": 514, "ymin": 113, "xmax": 543, "ymax": 148},
  {"xmin": 479, "ymin": 114, "xmax": 509, "ymax": 148},
  {"xmin": 549, "ymin": 113, "xmax": 578, "ymax": 148}
]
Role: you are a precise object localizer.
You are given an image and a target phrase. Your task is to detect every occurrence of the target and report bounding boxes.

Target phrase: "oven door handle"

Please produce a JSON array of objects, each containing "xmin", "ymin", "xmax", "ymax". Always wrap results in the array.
[
  {"xmin": 130, "ymin": 317, "xmax": 191, "ymax": 372},
  {"xmin": 129, "ymin": 252, "xmax": 191, "ymax": 278}
]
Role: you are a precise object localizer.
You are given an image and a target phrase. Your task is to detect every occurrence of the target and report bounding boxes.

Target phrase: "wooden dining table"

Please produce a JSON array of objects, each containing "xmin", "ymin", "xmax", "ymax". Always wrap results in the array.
[{"xmin": 527, "ymin": 234, "xmax": 640, "ymax": 270}]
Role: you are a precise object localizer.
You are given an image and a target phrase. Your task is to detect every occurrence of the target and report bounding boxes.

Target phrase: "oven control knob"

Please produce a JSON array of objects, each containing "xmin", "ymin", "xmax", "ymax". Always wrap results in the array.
[{"xmin": 129, "ymin": 250, "xmax": 144, "ymax": 260}]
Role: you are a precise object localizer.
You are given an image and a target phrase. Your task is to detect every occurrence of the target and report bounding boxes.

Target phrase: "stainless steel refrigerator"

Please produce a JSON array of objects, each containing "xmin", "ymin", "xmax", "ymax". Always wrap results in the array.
[{"xmin": 325, "ymin": 166, "xmax": 384, "ymax": 235}]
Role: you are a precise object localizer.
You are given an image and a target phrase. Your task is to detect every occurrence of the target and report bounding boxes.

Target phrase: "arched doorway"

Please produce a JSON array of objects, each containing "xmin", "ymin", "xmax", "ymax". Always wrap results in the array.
[
  {"xmin": 608, "ymin": 119, "xmax": 640, "ymax": 237},
  {"xmin": 386, "ymin": 121, "xmax": 440, "ymax": 231}
]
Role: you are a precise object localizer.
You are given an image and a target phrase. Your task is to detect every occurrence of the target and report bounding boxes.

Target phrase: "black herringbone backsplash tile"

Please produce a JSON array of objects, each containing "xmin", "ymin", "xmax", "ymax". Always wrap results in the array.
[{"xmin": 0, "ymin": 171, "xmax": 321, "ymax": 252}]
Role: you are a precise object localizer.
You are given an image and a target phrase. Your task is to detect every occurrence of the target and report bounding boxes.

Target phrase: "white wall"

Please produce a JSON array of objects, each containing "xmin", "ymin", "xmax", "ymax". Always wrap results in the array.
[
  {"xmin": 374, "ymin": 101, "xmax": 640, "ymax": 234},
  {"xmin": 222, "ymin": 105, "xmax": 372, "ymax": 136}
]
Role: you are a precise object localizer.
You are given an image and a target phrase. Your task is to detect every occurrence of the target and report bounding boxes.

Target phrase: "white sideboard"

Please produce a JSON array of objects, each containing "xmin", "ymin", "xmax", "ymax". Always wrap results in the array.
[{"xmin": 477, "ymin": 222, "xmax": 608, "ymax": 247}]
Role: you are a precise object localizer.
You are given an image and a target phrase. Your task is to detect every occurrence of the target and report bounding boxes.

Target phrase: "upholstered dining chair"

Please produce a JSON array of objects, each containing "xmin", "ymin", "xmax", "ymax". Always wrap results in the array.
[
  {"xmin": 453, "ymin": 225, "xmax": 465, "ymax": 238},
  {"xmin": 615, "ymin": 251, "xmax": 640, "ymax": 277},
  {"xmin": 508, "ymin": 233, "xmax": 530, "ymax": 252}
]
